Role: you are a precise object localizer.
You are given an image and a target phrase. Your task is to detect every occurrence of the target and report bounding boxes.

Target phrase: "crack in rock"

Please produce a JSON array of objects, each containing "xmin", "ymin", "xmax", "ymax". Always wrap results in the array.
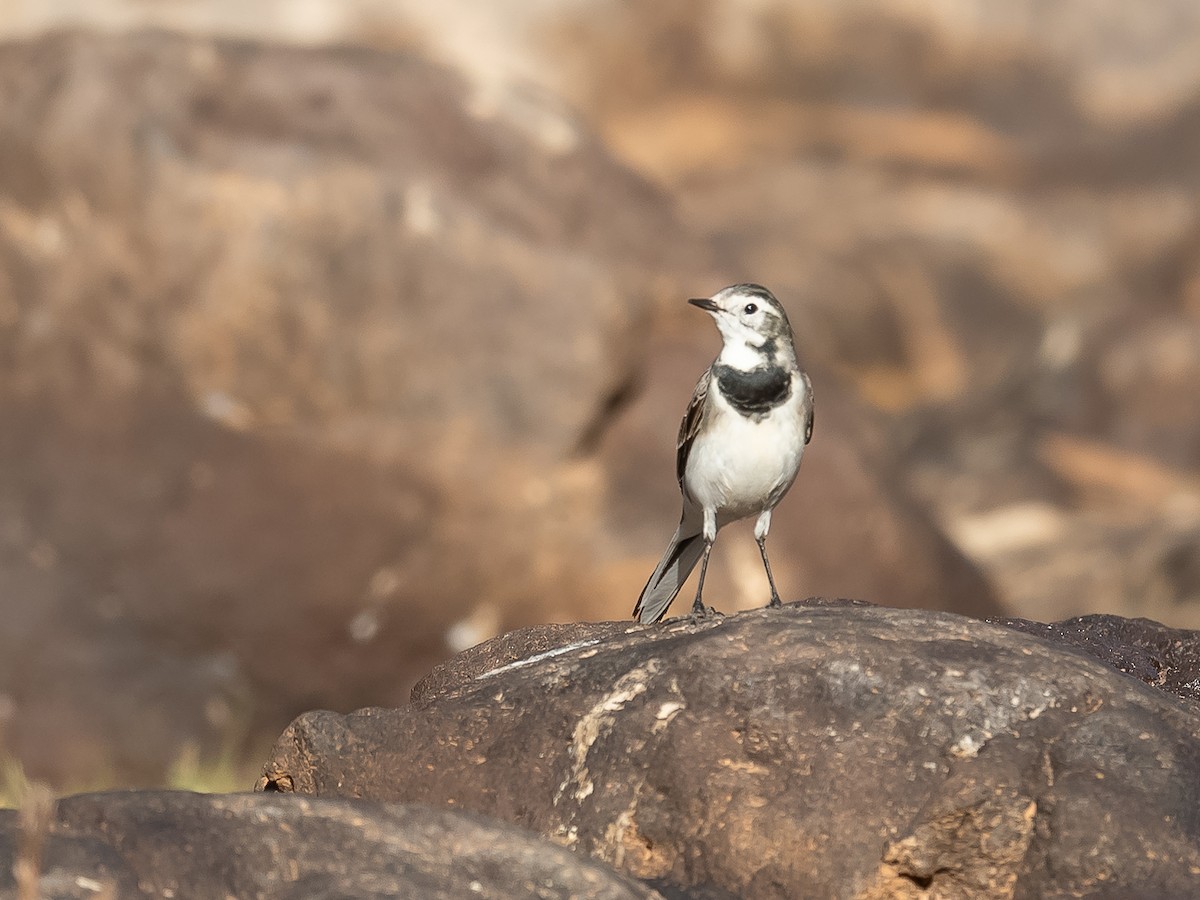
[{"xmin": 555, "ymin": 659, "xmax": 662, "ymax": 816}]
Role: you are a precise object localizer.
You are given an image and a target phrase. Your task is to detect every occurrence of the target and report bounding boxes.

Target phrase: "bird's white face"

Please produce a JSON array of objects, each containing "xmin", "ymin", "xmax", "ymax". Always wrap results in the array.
[{"xmin": 690, "ymin": 286, "xmax": 787, "ymax": 351}]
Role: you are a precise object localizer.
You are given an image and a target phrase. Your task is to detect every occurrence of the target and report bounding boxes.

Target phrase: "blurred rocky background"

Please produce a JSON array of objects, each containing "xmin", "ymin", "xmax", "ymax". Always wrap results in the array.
[{"xmin": 0, "ymin": 1, "xmax": 1198, "ymax": 793}]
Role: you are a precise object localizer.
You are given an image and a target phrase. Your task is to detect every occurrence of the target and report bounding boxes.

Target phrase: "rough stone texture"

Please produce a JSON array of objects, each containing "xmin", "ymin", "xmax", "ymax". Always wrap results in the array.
[
  {"xmin": 991, "ymin": 612, "xmax": 1200, "ymax": 711},
  {"xmin": 0, "ymin": 807, "xmax": 144, "ymax": 899},
  {"xmin": 413, "ymin": 599, "xmax": 1200, "ymax": 714},
  {"xmin": 261, "ymin": 603, "xmax": 1200, "ymax": 899},
  {"xmin": 410, "ymin": 621, "xmax": 637, "ymax": 708},
  {"xmin": 0, "ymin": 791, "xmax": 661, "ymax": 900}
]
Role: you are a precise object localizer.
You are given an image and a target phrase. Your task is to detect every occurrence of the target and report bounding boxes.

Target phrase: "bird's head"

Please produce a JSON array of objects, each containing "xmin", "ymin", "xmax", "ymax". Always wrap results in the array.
[{"xmin": 688, "ymin": 284, "xmax": 794, "ymax": 360}]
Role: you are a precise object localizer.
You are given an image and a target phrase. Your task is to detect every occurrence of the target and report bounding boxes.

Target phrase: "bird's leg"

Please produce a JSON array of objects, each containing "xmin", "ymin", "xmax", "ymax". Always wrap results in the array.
[
  {"xmin": 757, "ymin": 536, "xmax": 782, "ymax": 608},
  {"xmin": 754, "ymin": 510, "xmax": 782, "ymax": 608},
  {"xmin": 690, "ymin": 539, "xmax": 713, "ymax": 618},
  {"xmin": 690, "ymin": 509, "xmax": 720, "ymax": 620}
]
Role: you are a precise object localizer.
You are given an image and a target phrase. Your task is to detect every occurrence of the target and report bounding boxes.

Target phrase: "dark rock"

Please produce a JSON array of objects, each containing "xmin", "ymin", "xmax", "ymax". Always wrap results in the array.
[
  {"xmin": 990, "ymin": 612, "xmax": 1200, "ymax": 711},
  {"xmin": 0, "ymin": 805, "xmax": 144, "ymax": 899},
  {"xmin": 410, "ymin": 620, "xmax": 638, "ymax": 708},
  {"xmin": 260, "ymin": 603, "xmax": 1200, "ymax": 898},
  {"xmin": 0, "ymin": 791, "xmax": 661, "ymax": 900}
]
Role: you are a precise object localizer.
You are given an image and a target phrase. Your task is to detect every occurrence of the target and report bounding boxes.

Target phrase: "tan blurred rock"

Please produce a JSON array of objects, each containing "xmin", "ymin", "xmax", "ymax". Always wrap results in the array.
[
  {"xmin": 0, "ymin": 30, "xmax": 687, "ymax": 784},
  {"xmin": 542, "ymin": 0, "xmax": 1200, "ymax": 631},
  {"xmin": 0, "ymin": 31, "xmax": 1000, "ymax": 790}
]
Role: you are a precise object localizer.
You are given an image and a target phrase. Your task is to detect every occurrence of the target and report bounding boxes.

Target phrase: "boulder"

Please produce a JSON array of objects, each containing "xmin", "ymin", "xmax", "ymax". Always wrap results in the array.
[
  {"xmin": 0, "ymin": 791, "xmax": 661, "ymax": 900},
  {"xmin": 260, "ymin": 602, "xmax": 1200, "ymax": 898}
]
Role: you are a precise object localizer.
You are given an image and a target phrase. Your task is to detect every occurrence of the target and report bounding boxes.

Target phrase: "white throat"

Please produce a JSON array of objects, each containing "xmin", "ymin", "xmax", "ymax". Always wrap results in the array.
[{"xmin": 718, "ymin": 338, "xmax": 768, "ymax": 371}]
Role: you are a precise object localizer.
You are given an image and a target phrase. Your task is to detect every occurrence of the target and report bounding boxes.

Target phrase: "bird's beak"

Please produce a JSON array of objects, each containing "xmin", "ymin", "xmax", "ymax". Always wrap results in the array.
[{"xmin": 688, "ymin": 297, "xmax": 720, "ymax": 312}]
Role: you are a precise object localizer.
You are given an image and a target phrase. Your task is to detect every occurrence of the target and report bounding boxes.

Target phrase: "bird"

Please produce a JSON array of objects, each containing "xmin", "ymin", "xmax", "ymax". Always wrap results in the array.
[{"xmin": 633, "ymin": 284, "xmax": 813, "ymax": 624}]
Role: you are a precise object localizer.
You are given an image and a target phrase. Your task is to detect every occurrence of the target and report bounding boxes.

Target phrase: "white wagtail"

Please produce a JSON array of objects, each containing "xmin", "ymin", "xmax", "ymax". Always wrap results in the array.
[{"xmin": 633, "ymin": 284, "xmax": 813, "ymax": 624}]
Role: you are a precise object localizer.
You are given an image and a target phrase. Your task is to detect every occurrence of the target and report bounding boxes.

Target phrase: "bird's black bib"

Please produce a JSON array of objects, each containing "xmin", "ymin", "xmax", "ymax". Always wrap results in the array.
[{"xmin": 714, "ymin": 364, "xmax": 792, "ymax": 415}]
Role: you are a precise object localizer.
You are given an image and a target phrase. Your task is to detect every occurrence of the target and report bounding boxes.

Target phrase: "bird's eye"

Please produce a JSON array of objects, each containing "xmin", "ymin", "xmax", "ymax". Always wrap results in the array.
[{"xmin": 744, "ymin": 303, "xmax": 758, "ymax": 314}]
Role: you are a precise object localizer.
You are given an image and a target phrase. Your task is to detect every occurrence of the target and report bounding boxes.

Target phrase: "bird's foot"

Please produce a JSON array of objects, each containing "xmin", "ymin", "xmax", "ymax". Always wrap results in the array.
[
  {"xmin": 767, "ymin": 593, "xmax": 783, "ymax": 609},
  {"xmin": 689, "ymin": 598, "xmax": 724, "ymax": 622}
]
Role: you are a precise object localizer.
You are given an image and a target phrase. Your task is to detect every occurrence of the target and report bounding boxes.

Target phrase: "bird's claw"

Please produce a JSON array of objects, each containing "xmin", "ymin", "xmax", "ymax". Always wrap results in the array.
[{"xmin": 689, "ymin": 602, "xmax": 724, "ymax": 623}]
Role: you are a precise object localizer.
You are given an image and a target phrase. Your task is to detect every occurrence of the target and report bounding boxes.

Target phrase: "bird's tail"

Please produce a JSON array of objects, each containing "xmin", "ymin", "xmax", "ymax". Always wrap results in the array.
[{"xmin": 633, "ymin": 526, "xmax": 706, "ymax": 624}]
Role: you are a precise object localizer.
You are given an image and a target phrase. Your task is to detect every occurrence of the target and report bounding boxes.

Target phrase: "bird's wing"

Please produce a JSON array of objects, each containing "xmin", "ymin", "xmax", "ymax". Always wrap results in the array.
[
  {"xmin": 800, "ymin": 370, "xmax": 814, "ymax": 445},
  {"xmin": 676, "ymin": 368, "xmax": 711, "ymax": 487}
]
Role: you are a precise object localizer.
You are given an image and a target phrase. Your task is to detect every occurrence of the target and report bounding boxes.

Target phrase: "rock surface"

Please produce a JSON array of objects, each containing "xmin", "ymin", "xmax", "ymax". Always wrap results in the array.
[
  {"xmin": 261, "ymin": 603, "xmax": 1200, "ymax": 899},
  {"xmin": 0, "ymin": 791, "xmax": 661, "ymax": 900},
  {"xmin": 991, "ymin": 612, "xmax": 1200, "ymax": 711},
  {"xmin": 409, "ymin": 620, "xmax": 635, "ymax": 708}
]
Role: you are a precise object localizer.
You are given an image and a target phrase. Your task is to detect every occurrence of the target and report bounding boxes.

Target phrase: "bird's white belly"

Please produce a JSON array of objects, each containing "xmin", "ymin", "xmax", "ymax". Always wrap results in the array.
[{"xmin": 685, "ymin": 397, "xmax": 805, "ymax": 522}]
